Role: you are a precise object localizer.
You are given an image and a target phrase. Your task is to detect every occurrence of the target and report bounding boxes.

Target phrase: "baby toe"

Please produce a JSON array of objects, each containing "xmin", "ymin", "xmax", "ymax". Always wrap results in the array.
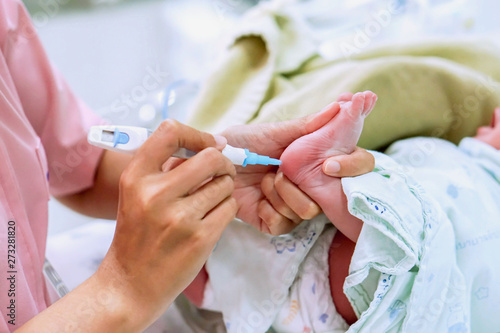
[
  {"xmin": 363, "ymin": 91, "xmax": 377, "ymax": 116},
  {"xmin": 349, "ymin": 92, "xmax": 366, "ymax": 117},
  {"xmin": 337, "ymin": 92, "xmax": 354, "ymax": 103}
]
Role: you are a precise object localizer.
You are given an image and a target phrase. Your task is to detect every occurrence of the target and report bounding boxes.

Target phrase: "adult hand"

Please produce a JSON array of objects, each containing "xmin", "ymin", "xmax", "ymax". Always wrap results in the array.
[
  {"xmin": 259, "ymin": 147, "xmax": 374, "ymax": 235},
  {"xmin": 322, "ymin": 146, "xmax": 375, "ymax": 177},
  {"xmin": 96, "ymin": 120, "xmax": 237, "ymax": 330},
  {"xmin": 19, "ymin": 120, "xmax": 237, "ymax": 332},
  {"xmin": 220, "ymin": 101, "xmax": 375, "ymax": 234}
]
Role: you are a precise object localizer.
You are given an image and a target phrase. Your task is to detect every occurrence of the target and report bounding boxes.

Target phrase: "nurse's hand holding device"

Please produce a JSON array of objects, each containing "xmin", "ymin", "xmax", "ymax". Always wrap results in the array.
[
  {"xmin": 94, "ymin": 120, "xmax": 238, "ymax": 330},
  {"xmin": 20, "ymin": 120, "xmax": 238, "ymax": 332}
]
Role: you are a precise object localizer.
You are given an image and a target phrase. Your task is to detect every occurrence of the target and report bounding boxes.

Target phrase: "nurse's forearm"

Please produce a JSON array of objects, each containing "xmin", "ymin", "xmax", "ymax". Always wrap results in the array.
[
  {"xmin": 56, "ymin": 150, "xmax": 132, "ymax": 219},
  {"xmin": 16, "ymin": 271, "xmax": 154, "ymax": 332}
]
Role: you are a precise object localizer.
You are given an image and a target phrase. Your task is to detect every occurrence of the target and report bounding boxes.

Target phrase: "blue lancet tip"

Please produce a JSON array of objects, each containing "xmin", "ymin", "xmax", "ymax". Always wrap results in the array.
[
  {"xmin": 243, "ymin": 150, "xmax": 281, "ymax": 166},
  {"xmin": 266, "ymin": 157, "xmax": 282, "ymax": 166}
]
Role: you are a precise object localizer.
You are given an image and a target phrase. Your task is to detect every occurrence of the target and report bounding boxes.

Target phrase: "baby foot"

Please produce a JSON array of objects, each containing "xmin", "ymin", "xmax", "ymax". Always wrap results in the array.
[
  {"xmin": 280, "ymin": 91, "xmax": 377, "ymax": 189},
  {"xmin": 475, "ymin": 107, "xmax": 500, "ymax": 150}
]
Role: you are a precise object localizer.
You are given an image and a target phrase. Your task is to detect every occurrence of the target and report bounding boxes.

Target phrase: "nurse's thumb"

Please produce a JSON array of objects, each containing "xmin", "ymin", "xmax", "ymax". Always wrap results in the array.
[
  {"xmin": 136, "ymin": 120, "xmax": 221, "ymax": 173},
  {"xmin": 322, "ymin": 147, "xmax": 375, "ymax": 177}
]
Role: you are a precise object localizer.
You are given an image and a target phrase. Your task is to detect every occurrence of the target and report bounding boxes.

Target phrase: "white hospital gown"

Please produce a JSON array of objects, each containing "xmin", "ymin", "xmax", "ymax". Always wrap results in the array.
[{"xmin": 201, "ymin": 137, "xmax": 500, "ymax": 333}]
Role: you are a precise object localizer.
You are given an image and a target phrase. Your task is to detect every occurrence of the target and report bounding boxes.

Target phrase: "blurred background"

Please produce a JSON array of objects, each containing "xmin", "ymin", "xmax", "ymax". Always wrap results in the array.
[
  {"xmin": 23, "ymin": 0, "xmax": 500, "ymax": 235},
  {"xmin": 21, "ymin": 0, "xmax": 500, "ymax": 321}
]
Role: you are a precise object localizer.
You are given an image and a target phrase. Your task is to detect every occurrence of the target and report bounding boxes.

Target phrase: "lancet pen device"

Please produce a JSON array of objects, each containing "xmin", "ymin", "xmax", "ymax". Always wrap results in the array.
[{"xmin": 88, "ymin": 125, "xmax": 281, "ymax": 167}]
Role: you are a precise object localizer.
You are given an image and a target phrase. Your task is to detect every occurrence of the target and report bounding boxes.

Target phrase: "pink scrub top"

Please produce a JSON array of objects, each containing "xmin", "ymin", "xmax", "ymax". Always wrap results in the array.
[{"xmin": 0, "ymin": 0, "xmax": 104, "ymax": 330}]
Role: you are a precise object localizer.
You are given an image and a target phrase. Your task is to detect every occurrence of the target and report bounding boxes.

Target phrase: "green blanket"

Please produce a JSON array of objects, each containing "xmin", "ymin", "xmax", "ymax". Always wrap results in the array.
[{"xmin": 187, "ymin": 3, "xmax": 500, "ymax": 150}]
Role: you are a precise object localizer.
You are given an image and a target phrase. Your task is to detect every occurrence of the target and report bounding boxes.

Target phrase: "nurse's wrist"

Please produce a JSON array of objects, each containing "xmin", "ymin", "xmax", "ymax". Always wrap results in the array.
[
  {"xmin": 90, "ymin": 262, "xmax": 155, "ymax": 332},
  {"xmin": 17, "ymin": 268, "xmax": 148, "ymax": 332},
  {"xmin": 71, "ymin": 273, "xmax": 137, "ymax": 332},
  {"xmin": 91, "ymin": 251, "xmax": 183, "ymax": 332}
]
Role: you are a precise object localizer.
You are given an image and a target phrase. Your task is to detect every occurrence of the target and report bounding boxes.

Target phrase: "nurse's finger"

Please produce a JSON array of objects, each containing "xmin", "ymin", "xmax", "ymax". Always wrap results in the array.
[
  {"xmin": 161, "ymin": 157, "xmax": 185, "ymax": 172},
  {"xmin": 322, "ymin": 147, "xmax": 375, "ymax": 177},
  {"xmin": 261, "ymin": 173, "xmax": 302, "ymax": 223},
  {"xmin": 258, "ymin": 200, "xmax": 297, "ymax": 235},
  {"xmin": 162, "ymin": 147, "xmax": 236, "ymax": 197},
  {"xmin": 274, "ymin": 171, "xmax": 322, "ymax": 220},
  {"xmin": 202, "ymin": 197, "xmax": 238, "ymax": 242},
  {"xmin": 185, "ymin": 175, "xmax": 234, "ymax": 219},
  {"xmin": 134, "ymin": 120, "xmax": 218, "ymax": 175}
]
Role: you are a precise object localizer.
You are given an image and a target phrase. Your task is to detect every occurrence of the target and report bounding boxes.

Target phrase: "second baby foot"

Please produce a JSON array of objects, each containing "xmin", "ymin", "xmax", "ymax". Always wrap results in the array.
[
  {"xmin": 475, "ymin": 107, "xmax": 500, "ymax": 150},
  {"xmin": 280, "ymin": 91, "xmax": 377, "ymax": 189}
]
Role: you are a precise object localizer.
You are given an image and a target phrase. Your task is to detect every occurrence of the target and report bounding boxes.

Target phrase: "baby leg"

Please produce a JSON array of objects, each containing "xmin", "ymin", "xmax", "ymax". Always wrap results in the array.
[
  {"xmin": 183, "ymin": 267, "xmax": 208, "ymax": 307},
  {"xmin": 280, "ymin": 91, "xmax": 377, "ymax": 241}
]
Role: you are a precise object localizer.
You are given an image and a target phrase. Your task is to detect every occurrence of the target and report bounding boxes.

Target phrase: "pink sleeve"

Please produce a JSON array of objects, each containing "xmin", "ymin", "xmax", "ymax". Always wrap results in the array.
[{"xmin": 0, "ymin": 0, "xmax": 104, "ymax": 197}]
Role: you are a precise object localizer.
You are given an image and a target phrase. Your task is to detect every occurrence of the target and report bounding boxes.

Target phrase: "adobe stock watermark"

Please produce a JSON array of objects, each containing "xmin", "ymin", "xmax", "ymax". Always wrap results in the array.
[
  {"xmin": 393, "ymin": 138, "xmax": 438, "ymax": 178},
  {"xmin": 234, "ymin": 223, "xmax": 324, "ymax": 332},
  {"xmin": 432, "ymin": 75, "xmax": 500, "ymax": 138},
  {"xmin": 16, "ymin": 0, "xmax": 71, "ymax": 42},
  {"xmin": 339, "ymin": 0, "xmax": 405, "ymax": 59},
  {"xmin": 233, "ymin": 262, "xmax": 299, "ymax": 333},
  {"xmin": 407, "ymin": 277, "xmax": 467, "ymax": 331},
  {"xmin": 390, "ymin": 75, "xmax": 500, "ymax": 178},
  {"xmin": 211, "ymin": 0, "xmax": 248, "ymax": 22},
  {"xmin": 30, "ymin": 0, "xmax": 71, "ymax": 29},
  {"xmin": 50, "ymin": 65, "xmax": 169, "ymax": 184},
  {"xmin": 97, "ymin": 65, "xmax": 170, "ymax": 122},
  {"xmin": 61, "ymin": 278, "xmax": 122, "ymax": 332}
]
